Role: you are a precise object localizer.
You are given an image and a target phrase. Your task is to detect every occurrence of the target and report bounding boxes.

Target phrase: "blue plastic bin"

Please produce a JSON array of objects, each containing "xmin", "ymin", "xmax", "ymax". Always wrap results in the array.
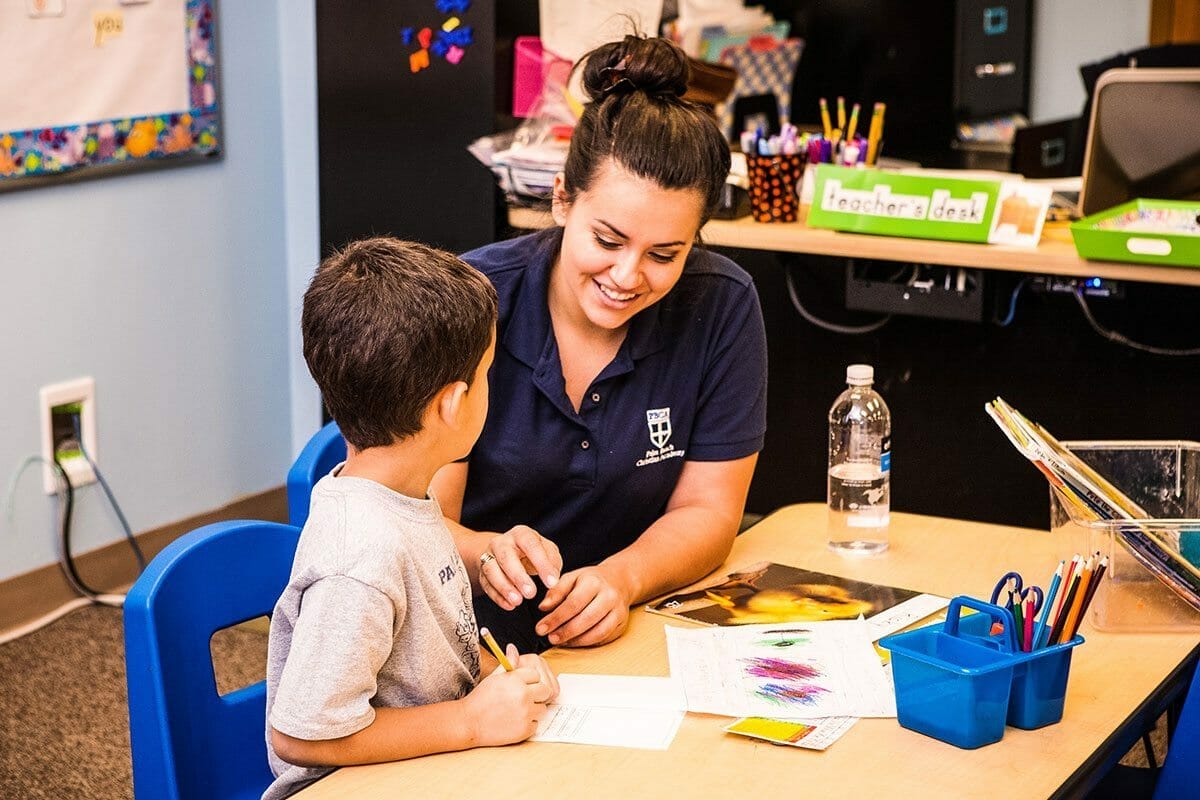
[{"xmin": 880, "ymin": 596, "xmax": 1083, "ymax": 748}]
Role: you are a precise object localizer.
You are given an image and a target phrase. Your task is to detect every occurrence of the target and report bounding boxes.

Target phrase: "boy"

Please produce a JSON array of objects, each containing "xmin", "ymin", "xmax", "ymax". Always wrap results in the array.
[{"xmin": 264, "ymin": 238, "xmax": 559, "ymax": 800}]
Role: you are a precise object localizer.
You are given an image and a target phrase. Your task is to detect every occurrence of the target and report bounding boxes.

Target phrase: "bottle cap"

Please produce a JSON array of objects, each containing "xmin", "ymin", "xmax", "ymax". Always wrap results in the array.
[{"xmin": 846, "ymin": 364, "xmax": 874, "ymax": 385}]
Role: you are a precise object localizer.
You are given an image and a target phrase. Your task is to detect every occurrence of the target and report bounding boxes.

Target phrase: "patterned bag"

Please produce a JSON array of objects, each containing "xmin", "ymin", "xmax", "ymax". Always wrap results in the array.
[{"xmin": 714, "ymin": 36, "xmax": 805, "ymax": 141}]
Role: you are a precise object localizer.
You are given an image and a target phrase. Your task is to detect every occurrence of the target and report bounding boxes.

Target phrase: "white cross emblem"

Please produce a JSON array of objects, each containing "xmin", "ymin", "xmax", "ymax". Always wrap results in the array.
[{"xmin": 646, "ymin": 408, "xmax": 672, "ymax": 449}]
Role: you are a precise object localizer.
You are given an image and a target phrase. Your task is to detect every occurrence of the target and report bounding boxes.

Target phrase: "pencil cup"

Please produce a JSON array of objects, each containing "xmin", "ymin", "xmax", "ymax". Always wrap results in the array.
[{"xmin": 746, "ymin": 154, "xmax": 805, "ymax": 223}]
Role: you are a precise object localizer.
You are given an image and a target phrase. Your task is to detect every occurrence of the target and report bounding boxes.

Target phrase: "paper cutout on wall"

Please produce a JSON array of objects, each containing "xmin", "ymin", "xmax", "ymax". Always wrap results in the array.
[{"xmin": 401, "ymin": 0, "xmax": 475, "ymax": 74}]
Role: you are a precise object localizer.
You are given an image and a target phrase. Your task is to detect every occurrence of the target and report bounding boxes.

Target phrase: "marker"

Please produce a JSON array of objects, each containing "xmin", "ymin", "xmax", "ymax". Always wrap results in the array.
[{"xmin": 480, "ymin": 626, "xmax": 514, "ymax": 671}]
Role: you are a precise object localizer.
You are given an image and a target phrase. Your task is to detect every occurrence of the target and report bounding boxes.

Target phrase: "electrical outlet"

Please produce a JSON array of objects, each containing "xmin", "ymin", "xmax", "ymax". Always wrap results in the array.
[{"xmin": 39, "ymin": 377, "xmax": 97, "ymax": 494}]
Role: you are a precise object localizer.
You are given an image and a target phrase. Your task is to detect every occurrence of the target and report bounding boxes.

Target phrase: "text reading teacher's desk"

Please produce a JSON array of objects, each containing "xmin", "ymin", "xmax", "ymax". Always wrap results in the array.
[
  {"xmin": 293, "ymin": 504, "xmax": 1199, "ymax": 800},
  {"xmin": 508, "ymin": 207, "xmax": 1200, "ymax": 289}
]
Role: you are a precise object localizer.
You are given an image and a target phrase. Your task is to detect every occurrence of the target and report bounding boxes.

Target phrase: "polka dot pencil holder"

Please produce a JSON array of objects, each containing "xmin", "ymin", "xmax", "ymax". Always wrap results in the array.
[{"xmin": 746, "ymin": 153, "xmax": 805, "ymax": 223}]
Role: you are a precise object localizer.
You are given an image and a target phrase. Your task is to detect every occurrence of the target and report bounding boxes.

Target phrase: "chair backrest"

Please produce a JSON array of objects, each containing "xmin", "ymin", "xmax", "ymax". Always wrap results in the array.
[
  {"xmin": 286, "ymin": 421, "xmax": 346, "ymax": 528},
  {"xmin": 1154, "ymin": 660, "xmax": 1200, "ymax": 799},
  {"xmin": 124, "ymin": 520, "xmax": 301, "ymax": 800}
]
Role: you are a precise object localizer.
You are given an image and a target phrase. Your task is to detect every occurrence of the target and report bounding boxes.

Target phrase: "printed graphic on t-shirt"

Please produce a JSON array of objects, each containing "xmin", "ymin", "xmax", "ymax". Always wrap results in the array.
[
  {"xmin": 636, "ymin": 407, "xmax": 686, "ymax": 468},
  {"xmin": 455, "ymin": 596, "xmax": 480, "ymax": 677}
]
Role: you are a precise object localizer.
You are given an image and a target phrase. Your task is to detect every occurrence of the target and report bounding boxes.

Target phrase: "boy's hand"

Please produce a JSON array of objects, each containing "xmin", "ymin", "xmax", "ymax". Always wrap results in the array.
[
  {"xmin": 478, "ymin": 525, "xmax": 562, "ymax": 610},
  {"xmin": 513, "ymin": 645, "xmax": 560, "ymax": 702},
  {"xmin": 463, "ymin": 656, "xmax": 554, "ymax": 747}
]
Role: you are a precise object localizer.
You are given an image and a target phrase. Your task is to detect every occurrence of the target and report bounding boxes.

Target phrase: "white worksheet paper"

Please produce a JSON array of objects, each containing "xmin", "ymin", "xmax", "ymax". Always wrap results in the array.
[
  {"xmin": 665, "ymin": 619, "xmax": 896, "ymax": 719},
  {"xmin": 532, "ymin": 674, "xmax": 686, "ymax": 749}
]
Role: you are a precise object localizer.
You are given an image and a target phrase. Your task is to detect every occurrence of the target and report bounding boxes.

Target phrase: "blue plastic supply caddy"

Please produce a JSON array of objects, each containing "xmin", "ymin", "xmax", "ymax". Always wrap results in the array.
[{"xmin": 880, "ymin": 596, "xmax": 1083, "ymax": 749}]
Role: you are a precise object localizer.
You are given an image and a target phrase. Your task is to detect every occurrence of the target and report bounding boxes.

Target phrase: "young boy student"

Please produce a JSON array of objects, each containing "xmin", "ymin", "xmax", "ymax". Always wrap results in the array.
[{"xmin": 263, "ymin": 238, "xmax": 560, "ymax": 800}]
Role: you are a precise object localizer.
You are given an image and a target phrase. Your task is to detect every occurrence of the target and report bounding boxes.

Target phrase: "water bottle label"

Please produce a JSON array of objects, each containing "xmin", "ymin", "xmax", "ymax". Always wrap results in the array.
[{"xmin": 880, "ymin": 436, "xmax": 891, "ymax": 473}]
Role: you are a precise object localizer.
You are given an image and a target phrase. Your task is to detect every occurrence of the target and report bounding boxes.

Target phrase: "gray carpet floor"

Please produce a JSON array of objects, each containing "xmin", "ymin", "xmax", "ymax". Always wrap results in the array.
[{"xmin": 0, "ymin": 604, "xmax": 266, "ymax": 800}]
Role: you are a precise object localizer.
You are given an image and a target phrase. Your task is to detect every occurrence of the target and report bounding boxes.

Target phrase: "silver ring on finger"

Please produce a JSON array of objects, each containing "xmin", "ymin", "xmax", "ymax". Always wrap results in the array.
[{"xmin": 479, "ymin": 552, "xmax": 496, "ymax": 567}]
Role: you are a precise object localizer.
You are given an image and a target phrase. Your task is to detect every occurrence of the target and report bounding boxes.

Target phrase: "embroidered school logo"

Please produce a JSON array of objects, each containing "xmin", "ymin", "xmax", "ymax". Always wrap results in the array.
[
  {"xmin": 646, "ymin": 408, "xmax": 672, "ymax": 449},
  {"xmin": 636, "ymin": 408, "xmax": 685, "ymax": 467}
]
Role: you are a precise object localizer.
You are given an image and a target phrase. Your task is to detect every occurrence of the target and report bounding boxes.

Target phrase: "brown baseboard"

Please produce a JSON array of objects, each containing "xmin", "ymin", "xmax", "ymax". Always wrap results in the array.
[{"xmin": 0, "ymin": 486, "xmax": 287, "ymax": 635}]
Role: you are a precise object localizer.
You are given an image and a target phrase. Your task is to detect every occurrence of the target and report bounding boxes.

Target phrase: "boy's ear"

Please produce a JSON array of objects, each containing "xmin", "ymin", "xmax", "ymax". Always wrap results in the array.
[
  {"xmin": 550, "ymin": 172, "xmax": 569, "ymax": 226},
  {"xmin": 435, "ymin": 380, "xmax": 470, "ymax": 427}
]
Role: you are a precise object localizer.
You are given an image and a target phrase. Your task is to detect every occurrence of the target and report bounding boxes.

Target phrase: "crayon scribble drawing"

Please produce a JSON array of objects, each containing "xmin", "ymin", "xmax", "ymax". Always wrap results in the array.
[{"xmin": 741, "ymin": 656, "xmax": 830, "ymax": 707}]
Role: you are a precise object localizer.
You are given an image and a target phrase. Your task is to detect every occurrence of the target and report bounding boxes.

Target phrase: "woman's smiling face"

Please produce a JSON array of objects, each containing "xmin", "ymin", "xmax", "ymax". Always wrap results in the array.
[{"xmin": 550, "ymin": 158, "xmax": 706, "ymax": 333}]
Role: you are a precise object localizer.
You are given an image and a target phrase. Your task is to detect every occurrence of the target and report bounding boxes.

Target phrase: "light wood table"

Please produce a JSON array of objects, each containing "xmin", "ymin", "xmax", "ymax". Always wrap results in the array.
[
  {"xmin": 294, "ymin": 504, "xmax": 1199, "ymax": 800},
  {"xmin": 508, "ymin": 206, "xmax": 1200, "ymax": 288}
]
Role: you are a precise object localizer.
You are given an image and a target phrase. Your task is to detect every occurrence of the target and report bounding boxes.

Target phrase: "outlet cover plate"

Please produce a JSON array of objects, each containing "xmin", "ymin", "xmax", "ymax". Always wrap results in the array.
[{"xmin": 39, "ymin": 377, "xmax": 97, "ymax": 494}]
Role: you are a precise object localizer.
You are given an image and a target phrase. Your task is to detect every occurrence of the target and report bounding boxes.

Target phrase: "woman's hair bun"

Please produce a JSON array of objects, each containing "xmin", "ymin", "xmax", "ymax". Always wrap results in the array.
[{"xmin": 581, "ymin": 34, "xmax": 690, "ymax": 101}]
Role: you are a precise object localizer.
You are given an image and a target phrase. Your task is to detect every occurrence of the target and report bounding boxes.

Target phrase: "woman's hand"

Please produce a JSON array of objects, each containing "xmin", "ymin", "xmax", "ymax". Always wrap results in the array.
[
  {"xmin": 477, "ymin": 525, "xmax": 562, "ymax": 610},
  {"xmin": 534, "ymin": 565, "xmax": 632, "ymax": 647}
]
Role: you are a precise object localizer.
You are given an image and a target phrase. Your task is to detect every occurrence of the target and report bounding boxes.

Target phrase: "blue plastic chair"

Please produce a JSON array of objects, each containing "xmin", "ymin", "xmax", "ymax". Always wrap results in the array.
[
  {"xmin": 286, "ymin": 420, "xmax": 346, "ymax": 528},
  {"xmin": 1152, "ymin": 660, "xmax": 1200, "ymax": 798},
  {"xmin": 124, "ymin": 520, "xmax": 301, "ymax": 800},
  {"xmin": 1089, "ymin": 659, "xmax": 1200, "ymax": 799}
]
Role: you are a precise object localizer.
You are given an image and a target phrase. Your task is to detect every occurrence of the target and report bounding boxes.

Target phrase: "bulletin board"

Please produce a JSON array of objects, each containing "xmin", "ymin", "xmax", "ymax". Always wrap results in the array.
[{"xmin": 0, "ymin": 0, "xmax": 220, "ymax": 191}]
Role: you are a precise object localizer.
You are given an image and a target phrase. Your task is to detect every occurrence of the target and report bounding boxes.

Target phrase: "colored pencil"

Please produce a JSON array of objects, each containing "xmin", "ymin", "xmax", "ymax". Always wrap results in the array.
[
  {"xmin": 1034, "ymin": 561, "xmax": 1064, "ymax": 649},
  {"xmin": 479, "ymin": 626, "xmax": 514, "ymax": 671},
  {"xmin": 1047, "ymin": 571, "xmax": 1082, "ymax": 646},
  {"xmin": 1022, "ymin": 592, "xmax": 1035, "ymax": 651},
  {"xmin": 1012, "ymin": 589, "xmax": 1024, "ymax": 637},
  {"xmin": 1069, "ymin": 556, "xmax": 1108, "ymax": 639},
  {"xmin": 1054, "ymin": 554, "xmax": 1081, "ymax": 623},
  {"xmin": 1058, "ymin": 557, "xmax": 1095, "ymax": 644}
]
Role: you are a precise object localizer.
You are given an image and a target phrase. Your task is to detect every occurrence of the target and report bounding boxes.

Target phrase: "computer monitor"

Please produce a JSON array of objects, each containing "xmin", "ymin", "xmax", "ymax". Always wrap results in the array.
[{"xmin": 1078, "ymin": 67, "xmax": 1200, "ymax": 217}]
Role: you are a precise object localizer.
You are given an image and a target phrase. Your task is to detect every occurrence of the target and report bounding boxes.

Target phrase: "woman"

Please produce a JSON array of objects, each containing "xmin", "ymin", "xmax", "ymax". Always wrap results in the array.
[{"xmin": 435, "ymin": 34, "xmax": 768, "ymax": 652}]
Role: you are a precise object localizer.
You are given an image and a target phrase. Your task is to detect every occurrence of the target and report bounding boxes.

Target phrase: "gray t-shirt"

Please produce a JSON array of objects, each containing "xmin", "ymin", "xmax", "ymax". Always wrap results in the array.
[{"xmin": 262, "ymin": 470, "xmax": 480, "ymax": 800}]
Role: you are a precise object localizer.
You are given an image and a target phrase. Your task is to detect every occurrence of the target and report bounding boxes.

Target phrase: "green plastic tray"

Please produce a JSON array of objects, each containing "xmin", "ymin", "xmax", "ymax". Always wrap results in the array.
[{"xmin": 1070, "ymin": 199, "xmax": 1200, "ymax": 268}]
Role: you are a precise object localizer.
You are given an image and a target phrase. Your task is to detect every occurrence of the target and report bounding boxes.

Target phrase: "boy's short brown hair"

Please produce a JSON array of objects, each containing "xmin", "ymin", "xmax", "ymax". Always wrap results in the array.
[{"xmin": 301, "ymin": 237, "xmax": 497, "ymax": 451}]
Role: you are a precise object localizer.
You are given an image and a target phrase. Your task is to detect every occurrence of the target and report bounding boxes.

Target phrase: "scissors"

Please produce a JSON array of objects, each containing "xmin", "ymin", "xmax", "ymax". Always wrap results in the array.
[{"xmin": 990, "ymin": 571, "xmax": 1044, "ymax": 614}]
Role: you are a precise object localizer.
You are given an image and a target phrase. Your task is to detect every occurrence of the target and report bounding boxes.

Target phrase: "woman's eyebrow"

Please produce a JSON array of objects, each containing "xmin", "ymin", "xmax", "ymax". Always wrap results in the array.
[{"xmin": 596, "ymin": 218, "xmax": 686, "ymax": 248}]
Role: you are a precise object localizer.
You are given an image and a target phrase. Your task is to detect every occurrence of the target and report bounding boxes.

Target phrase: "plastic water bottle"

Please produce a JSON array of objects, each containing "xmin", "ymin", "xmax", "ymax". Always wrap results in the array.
[{"xmin": 827, "ymin": 364, "xmax": 891, "ymax": 555}]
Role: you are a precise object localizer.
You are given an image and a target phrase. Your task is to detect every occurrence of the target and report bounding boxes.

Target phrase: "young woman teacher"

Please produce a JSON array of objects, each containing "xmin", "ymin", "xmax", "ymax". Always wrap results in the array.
[{"xmin": 435, "ymin": 34, "xmax": 768, "ymax": 652}]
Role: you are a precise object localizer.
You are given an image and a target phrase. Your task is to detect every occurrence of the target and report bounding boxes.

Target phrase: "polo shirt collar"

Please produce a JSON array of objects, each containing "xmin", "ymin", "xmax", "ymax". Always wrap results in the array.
[{"xmin": 502, "ymin": 228, "xmax": 666, "ymax": 372}]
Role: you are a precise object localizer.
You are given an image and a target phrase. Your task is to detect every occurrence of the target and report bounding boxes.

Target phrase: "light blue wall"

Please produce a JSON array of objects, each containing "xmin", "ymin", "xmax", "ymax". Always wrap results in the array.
[
  {"xmin": 1029, "ymin": 0, "xmax": 1150, "ymax": 122},
  {"xmin": 0, "ymin": 1, "xmax": 318, "ymax": 583},
  {"xmin": 0, "ymin": 3, "xmax": 1156, "ymax": 585}
]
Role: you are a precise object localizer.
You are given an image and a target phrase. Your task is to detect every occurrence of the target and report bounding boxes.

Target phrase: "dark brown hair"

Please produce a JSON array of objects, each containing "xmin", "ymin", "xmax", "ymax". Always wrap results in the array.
[
  {"xmin": 563, "ymin": 34, "xmax": 731, "ymax": 222},
  {"xmin": 301, "ymin": 238, "xmax": 497, "ymax": 450}
]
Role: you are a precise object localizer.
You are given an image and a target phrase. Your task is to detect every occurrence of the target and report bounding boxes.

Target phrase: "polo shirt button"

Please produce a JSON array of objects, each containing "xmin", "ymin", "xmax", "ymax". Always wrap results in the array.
[
  {"xmin": 581, "ymin": 440, "xmax": 590, "ymax": 450},
  {"xmin": 591, "ymin": 392, "xmax": 601, "ymax": 403}
]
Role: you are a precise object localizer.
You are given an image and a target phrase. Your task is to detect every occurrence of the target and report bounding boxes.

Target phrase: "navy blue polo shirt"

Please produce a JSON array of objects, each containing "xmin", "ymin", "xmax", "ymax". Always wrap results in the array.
[{"xmin": 460, "ymin": 228, "xmax": 767, "ymax": 573}]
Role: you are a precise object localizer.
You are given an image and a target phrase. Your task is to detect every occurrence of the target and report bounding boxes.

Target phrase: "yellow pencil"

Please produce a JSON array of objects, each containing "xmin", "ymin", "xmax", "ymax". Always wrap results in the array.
[
  {"xmin": 819, "ymin": 97, "xmax": 832, "ymax": 140},
  {"xmin": 480, "ymin": 626, "xmax": 514, "ymax": 671},
  {"xmin": 836, "ymin": 96, "xmax": 846, "ymax": 131},
  {"xmin": 865, "ymin": 102, "xmax": 886, "ymax": 165},
  {"xmin": 846, "ymin": 103, "xmax": 861, "ymax": 141}
]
